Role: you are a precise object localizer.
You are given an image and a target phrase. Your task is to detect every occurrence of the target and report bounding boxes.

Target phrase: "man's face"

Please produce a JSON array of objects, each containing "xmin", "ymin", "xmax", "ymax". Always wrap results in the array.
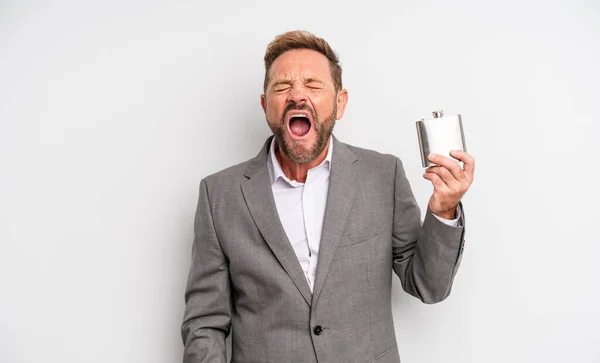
[{"xmin": 261, "ymin": 49, "xmax": 348, "ymax": 164}]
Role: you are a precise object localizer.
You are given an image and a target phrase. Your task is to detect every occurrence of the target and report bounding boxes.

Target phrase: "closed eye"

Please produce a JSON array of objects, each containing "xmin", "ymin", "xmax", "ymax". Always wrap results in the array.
[
  {"xmin": 305, "ymin": 81, "xmax": 323, "ymax": 89},
  {"xmin": 273, "ymin": 85, "xmax": 291, "ymax": 93}
]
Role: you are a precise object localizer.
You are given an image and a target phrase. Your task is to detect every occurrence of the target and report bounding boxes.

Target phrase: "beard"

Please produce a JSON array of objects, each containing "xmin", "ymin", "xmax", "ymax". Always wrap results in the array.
[{"xmin": 269, "ymin": 102, "xmax": 337, "ymax": 164}]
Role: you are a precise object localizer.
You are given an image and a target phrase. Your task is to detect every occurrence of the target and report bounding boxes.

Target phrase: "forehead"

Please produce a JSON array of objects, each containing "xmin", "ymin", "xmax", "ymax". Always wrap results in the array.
[{"xmin": 269, "ymin": 49, "xmax": 332, "ymax": 82}]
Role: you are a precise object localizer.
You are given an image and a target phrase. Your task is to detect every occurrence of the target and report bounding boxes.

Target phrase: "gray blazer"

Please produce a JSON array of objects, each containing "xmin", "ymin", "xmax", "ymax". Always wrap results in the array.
[{"xmin": 182, "ymin": 136, "xmax": 465, "ymax": 363}]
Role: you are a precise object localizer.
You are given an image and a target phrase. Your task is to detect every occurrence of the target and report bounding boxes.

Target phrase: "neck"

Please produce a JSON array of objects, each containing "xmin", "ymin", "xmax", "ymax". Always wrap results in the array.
[{"xmin": 274, "ymin": 138, "xmax": 330, "ymax": 183}]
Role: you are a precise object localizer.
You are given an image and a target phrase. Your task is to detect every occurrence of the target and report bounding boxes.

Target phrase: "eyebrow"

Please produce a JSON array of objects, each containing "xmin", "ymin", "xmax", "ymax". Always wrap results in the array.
[
  {"xmin": 271, "ymin": 77, "xmax": 325, "ymax": 88},
  {"xmin": 303, "ymin": 77, "xmax": 324, "ymax": 84},
  {"xmin": 271, "ymin": 80, "xmax": 293, "ymax": 88}
]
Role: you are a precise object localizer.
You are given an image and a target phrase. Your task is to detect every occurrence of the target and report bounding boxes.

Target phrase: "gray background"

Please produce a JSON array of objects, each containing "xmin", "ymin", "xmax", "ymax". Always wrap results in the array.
[{"xmin": 1, "ymin": 0, "xmax": 599, "ymax": 362}]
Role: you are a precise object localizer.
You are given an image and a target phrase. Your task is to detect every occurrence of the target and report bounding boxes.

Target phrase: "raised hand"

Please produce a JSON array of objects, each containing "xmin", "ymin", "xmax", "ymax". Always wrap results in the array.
[{"xmin": 423, "ymin": 150, "xmax": 475, "ymax": 220}]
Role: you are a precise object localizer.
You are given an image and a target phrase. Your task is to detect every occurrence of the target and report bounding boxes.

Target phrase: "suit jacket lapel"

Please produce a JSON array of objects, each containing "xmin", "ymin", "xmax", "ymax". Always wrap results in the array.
[
  {"xmin": 241, "ymin": 137, "xmax": 312, "ymax": 306},
  {"xmin": 311, "ymin": 137, "xmax": 359, "ymax": 306}
]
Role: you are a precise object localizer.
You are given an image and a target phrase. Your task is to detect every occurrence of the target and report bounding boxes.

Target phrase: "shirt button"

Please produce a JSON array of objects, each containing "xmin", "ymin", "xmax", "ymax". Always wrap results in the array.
[{"xmin": 313, "ymin": 325, "xmax": 323, "ymax": 335}]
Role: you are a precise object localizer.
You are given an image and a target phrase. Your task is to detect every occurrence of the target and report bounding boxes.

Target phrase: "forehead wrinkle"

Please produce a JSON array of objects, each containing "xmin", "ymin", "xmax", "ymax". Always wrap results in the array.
[{"xmin": 272, "ymin": 74, "xmax": 325, "ymax": 85}]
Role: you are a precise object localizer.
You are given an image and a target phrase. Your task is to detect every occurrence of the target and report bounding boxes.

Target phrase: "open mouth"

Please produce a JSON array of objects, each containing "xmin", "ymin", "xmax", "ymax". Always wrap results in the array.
[{"xmin": 286, "ymin": 112, "xmax": 312, "ymax": 138}]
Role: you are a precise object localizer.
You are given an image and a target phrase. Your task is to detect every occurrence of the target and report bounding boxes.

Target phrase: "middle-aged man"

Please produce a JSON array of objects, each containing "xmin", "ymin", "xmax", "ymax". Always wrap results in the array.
[{"xmin": 182, "ymin": 30, "xmax": 475, "ymax": 363}]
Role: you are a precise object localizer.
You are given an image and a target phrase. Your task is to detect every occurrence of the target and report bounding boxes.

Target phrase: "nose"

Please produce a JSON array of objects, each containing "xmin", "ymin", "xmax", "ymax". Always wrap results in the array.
[{"xmin": 287, "ymin": 83, "xmax": 308, "ymax": 105}]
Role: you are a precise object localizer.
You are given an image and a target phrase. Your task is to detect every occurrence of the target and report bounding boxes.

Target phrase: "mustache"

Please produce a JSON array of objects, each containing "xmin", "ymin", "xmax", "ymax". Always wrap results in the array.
[{"xmin": 281, "ymin": 103, "xmax": 316, "ymax": 122}]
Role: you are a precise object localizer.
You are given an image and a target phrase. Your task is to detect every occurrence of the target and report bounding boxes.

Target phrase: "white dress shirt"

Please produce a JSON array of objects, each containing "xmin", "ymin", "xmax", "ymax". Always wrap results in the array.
[{"xmin": 267, "ymin": 137, "xmax": 460, "ymax": 292}]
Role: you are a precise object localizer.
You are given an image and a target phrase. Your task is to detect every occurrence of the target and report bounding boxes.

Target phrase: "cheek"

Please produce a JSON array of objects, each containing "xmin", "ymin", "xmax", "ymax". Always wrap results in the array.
[
  {"xmin": 266, "ymin": 106, "xmax": 278, "ymax": 122},
  {"xmin": 314, "ymin": 99, "xmax": 335, "ymax": 118},
  {"xmin": 266, "ymin": 99, "xmax": 284, "ymax": 121}
]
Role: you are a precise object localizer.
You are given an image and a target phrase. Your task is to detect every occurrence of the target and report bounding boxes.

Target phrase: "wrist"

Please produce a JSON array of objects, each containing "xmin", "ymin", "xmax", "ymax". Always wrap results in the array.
[{"xmin": 433, "ymin": 208, "xmax": 457, "ymax": 220}]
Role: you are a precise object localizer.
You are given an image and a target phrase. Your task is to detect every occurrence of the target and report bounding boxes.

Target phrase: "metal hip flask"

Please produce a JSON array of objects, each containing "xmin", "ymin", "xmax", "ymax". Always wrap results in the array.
[{"xmin": 416, "ymin": 110, "xmax": 467, "ymax": 167}]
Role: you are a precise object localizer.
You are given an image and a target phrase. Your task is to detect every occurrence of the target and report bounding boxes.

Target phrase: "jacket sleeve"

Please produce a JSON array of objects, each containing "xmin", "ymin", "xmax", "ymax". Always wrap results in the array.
[
  {"xmin": 391, "ymin": 157, "xmax": 466, "ymax": 304},
  {"xmin": 181, "ymin": 178, "xmax": 231, "ymax": 362}
]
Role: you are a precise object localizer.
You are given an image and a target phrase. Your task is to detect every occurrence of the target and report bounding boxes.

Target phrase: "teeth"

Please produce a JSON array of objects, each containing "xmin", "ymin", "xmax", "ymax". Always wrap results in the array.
[{"xmin": 290, "ymin": 114, "xmax": 308, "ymax": 118}]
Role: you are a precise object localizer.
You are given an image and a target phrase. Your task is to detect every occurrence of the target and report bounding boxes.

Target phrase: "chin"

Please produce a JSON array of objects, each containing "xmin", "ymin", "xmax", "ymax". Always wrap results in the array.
[
  {"xmin": 290, "ymin": 136, "xmax": 317, "ymax": 151},
  {"xmin": 284, "ymin": 140, "xmax": 317, "ymax": 164}
]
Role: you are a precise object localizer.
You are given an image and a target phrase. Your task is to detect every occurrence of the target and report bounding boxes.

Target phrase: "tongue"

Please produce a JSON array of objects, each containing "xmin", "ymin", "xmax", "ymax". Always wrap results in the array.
[{"xmin": 289, "ymin": 118, "xmax": 310, "ymax": 136}]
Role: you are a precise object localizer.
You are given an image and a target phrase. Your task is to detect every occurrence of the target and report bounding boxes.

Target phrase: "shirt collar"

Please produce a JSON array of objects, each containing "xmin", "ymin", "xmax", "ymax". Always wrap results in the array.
[{"xmin": 267, "ymin": 136, "xmax": 333, "ymax": 185}]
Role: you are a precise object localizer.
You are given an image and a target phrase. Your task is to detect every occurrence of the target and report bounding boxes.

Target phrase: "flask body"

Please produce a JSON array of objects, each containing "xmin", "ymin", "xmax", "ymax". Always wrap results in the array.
[{"xmin": 416, "ymin": 113, "xmax": 467, "ymax": 167}]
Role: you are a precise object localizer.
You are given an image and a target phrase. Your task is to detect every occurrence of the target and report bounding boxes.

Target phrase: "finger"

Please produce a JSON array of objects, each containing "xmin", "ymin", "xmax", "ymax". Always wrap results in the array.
[
  {"xmin": 423, "ymin": 172, "xmax": 451, "ymax": 192},
  {"xmin": 449, "ymin": 150, "xmax": 475, "ymax": 180},
  {"xmin": 425, "ymin": 166, "xmax": 460, "ymax": 188},
  {"xmin": 428, "ymin": 153, "xmax": 465, "ymax": 181}
]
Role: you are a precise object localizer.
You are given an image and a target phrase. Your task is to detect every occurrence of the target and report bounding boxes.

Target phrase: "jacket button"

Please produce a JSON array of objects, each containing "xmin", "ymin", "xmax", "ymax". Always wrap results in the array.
[{"xmin": 313, "ymin": 326, "xmax": 323, "ymax": 335}]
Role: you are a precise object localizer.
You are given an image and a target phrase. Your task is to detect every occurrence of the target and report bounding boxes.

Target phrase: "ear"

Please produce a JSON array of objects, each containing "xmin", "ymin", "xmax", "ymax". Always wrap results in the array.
[
  {"xmin": 335, "ymin": 89, "xmax": 348, "ymax": 120},
  {"xmin": 260, "ymin": 94, "xmax": 267, "ymax": 113}
]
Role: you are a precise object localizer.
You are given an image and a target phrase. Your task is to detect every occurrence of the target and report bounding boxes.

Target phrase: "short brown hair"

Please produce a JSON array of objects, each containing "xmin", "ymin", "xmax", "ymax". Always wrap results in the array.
[{"xmin": 263, "ymin": 30, "xmax": 342, "ymax": 93}]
